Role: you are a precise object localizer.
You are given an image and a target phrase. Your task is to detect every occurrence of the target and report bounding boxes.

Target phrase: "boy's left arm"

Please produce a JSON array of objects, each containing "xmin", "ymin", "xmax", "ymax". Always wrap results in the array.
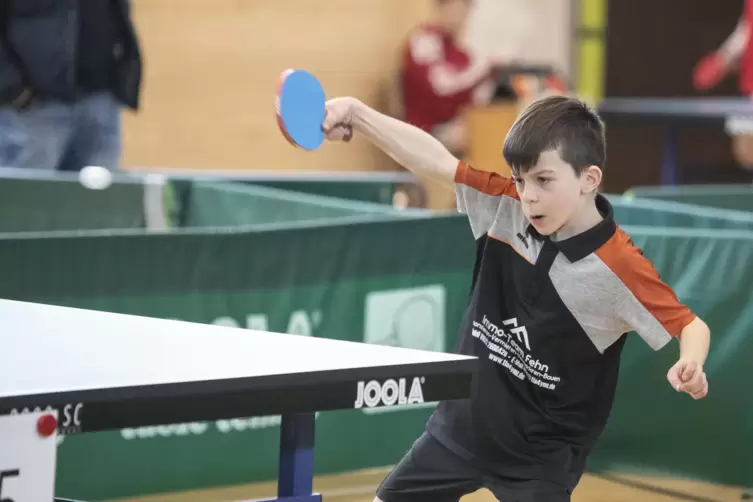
[
  {"xmin": 605, "ymin": 239, "xmax": 711, "ymax": 400},
  {"xmin": 666, "ymin": 316, "xmax": 710, "ymax": 400}
]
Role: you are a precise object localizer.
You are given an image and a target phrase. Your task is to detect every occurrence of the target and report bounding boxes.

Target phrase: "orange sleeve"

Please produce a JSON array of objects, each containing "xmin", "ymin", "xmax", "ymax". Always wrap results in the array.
[
  {"xmin": 596, "ymin": 229, "xmax": 696, "ymax": 337},
  {"xmin": 454, "ymin": 160, "xmax": 519, "ymax": 199}
]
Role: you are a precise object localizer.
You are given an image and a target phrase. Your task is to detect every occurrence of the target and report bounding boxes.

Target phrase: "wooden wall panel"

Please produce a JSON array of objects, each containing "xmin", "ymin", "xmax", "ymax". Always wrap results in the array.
[{"xmin": 122, "ymin": 0, "xmax": 433, "ymax": 172}]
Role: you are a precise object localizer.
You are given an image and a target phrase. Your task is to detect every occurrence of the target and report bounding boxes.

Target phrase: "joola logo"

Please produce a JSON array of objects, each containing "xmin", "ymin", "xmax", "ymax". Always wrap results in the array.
[{"xmin": 354, "ymin": 377, "xmax": 425, "ymax": 409}]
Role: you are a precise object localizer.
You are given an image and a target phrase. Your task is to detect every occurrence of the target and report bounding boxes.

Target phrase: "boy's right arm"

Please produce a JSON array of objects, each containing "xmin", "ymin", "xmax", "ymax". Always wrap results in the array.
[
  {"xmin": 323, "ymin": 97, "xmax": 522, "ymax": 240},
  {"xmin": 323, "ymin": 97, "xmax": 459, "ymax": 189}
]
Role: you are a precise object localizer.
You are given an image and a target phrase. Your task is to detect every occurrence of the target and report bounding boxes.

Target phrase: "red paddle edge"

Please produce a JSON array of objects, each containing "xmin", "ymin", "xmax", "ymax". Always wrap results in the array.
[{"xmin": 275, "ymin": 69, "xmax": 299, "ymax": 148}]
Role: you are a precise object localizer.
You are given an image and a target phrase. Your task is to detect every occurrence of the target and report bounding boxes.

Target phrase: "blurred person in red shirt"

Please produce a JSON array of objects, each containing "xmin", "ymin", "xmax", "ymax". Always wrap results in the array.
[
  {"xmin": 398, "ymin": 0, "xmax": 511, "ymax": 155},
  {"xmin": 693, "ymin": 0, "xmax": 753, "ymax": 172}
]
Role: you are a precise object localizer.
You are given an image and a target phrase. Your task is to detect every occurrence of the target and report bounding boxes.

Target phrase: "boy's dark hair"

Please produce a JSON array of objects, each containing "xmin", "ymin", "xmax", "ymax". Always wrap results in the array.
[{"xmin": 502, "ymin": 95, "xmax": 606, "ymax": 175}]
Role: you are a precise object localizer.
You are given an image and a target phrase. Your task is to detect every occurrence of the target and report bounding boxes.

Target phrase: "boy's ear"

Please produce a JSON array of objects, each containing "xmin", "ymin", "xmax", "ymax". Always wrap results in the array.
[{"xmin": 580, "ymin": 165, "xmax": 602, "ymax": 194}]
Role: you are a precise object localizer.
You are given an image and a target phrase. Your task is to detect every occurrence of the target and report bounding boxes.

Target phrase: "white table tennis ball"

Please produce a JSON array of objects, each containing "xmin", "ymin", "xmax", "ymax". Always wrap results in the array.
[{"xmin": 79, "ymin": 165, "xmax": 112, "ymax": 190}]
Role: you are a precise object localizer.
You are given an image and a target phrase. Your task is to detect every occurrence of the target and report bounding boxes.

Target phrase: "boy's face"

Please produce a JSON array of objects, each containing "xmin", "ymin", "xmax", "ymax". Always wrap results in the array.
[{"xmin": 512, "ymin": 150, "xmax": 602, "ymax": 239}]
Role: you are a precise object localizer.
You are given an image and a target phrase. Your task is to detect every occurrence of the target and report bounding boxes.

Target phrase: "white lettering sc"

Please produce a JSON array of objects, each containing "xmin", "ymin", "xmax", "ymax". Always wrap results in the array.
[
  {"xmin": 10, "ymin": 403, "xmax": 83, "ymax": 432},
  {"xmin": 354, "ymin": 377, "xmax": 425, "ymax": 409},
  {"xmin": 62, "ymin": 403, "xmax": 83, "ymax": 429}
]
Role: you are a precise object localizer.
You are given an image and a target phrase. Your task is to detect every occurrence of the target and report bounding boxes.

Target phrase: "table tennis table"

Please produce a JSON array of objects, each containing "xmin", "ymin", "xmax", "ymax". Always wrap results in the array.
[
  {"xmin": 598, "ymin": 97, "xmax": 753, "ymax": 185},
  {"xmin": 0, "ymin": 299, "xmax": 477, "ymax": 502}
]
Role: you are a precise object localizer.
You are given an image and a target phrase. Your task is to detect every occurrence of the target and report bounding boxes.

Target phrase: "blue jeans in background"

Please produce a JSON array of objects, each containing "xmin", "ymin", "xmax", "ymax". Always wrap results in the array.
[{"xmin": 0, "ymin": 91, "xmax": 121, "ymax": 172}]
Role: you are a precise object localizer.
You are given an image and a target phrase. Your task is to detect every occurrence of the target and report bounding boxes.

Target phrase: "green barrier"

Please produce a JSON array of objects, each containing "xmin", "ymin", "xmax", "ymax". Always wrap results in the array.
[
  {"xmin": 0, "ymin": 168, "xmax": 416, "ymax": 233},
  {"xmin": 159, "ymin": 170, "xmax": 422, "ymax": 227},
  {"xmin": 181, "ymin": 181, "xmax": 422, "ymax": 228},
  {"xmin": 249, "ymin": 175, "xmax": 411, "ymax": 206},
  {"xmin": 624, "ymin": 184, "xmax": 753, "ymax": 213},
  {"xmin": 138, "ymin": 169, "xmax": 420, "ymax": 207},
  {"xmin": 0, "ymin": 218, "xmax": 749, "ymax": 499},
  {"xmin": 0, "ymin": 170, "xmax": 147, "ymax": 232},
  {"xmin": 608, "ymin": 194, "xmax": 753, "ymax": 230},
  {"xmin": 252, "ymin": 180, "xmax": 397, "ymax": 204}
]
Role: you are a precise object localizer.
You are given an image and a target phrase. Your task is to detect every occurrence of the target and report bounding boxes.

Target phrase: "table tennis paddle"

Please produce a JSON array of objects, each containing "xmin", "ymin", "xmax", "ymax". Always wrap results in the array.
[{"xmin": 275, "ymin": 69, "xmax": 352, "ymax": 150}]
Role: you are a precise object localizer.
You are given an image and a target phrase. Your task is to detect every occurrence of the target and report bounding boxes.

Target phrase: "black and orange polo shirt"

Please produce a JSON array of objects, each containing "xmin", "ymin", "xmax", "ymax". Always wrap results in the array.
[{"xmin": 425, "ymin": 161, "xmax": 697, "ymax": 488}]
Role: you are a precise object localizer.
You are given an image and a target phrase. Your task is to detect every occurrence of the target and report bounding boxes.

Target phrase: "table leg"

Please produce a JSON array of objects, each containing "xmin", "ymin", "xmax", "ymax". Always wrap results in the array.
[
  {"xmin": 661, "ymin": 127, "xmax": 679, "ymax": 185},
  {"xmin": 254, "ymin": 412, "xmax": 321, "ymax": 502}
]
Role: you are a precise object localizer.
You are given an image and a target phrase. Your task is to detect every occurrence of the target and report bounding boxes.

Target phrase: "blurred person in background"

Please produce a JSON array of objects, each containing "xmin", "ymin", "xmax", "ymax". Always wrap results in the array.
[
  {"xmin": 0, "ymin": 0, "xmax": 142, "ymax": 172},
  {"xmin": 693, "ymin": 1, "xmax": 753, "ymax": 176},
  {"xmin": 397, "ymin": 0, "xmax": 514, "ymax": 156}
]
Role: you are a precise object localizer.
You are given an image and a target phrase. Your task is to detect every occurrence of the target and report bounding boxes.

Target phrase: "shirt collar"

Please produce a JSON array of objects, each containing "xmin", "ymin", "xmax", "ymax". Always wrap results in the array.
[{"xmin": 527, "ymin": 194, "xmax": 616, "ymax": 262}]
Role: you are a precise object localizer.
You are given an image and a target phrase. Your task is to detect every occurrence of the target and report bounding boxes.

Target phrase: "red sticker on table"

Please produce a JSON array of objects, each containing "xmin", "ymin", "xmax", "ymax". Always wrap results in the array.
[{"xmin": 36, "ymin": 414, "xmax": 57, "ymax": 438}]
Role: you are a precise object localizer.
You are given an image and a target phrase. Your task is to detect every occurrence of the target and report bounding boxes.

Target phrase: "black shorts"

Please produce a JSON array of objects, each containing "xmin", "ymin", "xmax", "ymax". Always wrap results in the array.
[{"xmin": 376, "ymin": 432, "xmax": 572, "ymax": 502}]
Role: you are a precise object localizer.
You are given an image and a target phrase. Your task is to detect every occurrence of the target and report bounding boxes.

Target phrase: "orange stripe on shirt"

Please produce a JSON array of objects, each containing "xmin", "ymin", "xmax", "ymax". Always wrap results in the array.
[
  {"xmin": 455, "ymin": 160, "xmax": 519, "ymax": 198},
  {"xmin": 487, "ymin": 233, "xmax": 534, "ymax": 265},
  {"xmin": 595, "ymin": 228, "xmax": 696, "ymax": 337}
]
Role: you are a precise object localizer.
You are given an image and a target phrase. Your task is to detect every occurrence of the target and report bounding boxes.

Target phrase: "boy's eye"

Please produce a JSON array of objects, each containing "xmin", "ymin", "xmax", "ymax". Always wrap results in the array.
[{"xmin": 538, "ymin": 177, "xmax": 550, "ymax": 184}]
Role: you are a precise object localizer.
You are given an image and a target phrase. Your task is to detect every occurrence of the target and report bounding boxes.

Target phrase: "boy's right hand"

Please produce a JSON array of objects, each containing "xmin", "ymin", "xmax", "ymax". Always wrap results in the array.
[{"xmin": 323, "ymin": 97, "xmax": 357, "ymax": 142}]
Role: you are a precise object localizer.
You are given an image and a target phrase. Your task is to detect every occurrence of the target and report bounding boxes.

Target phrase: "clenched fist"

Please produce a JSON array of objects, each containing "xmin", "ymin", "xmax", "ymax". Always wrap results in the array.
[
  {"xmin": 322, "ymin": 97, "xmax": 358, "ymax": 142},
  {"xmin": 667, "ymin": 359, "xmax": 708, "ymax": 400}
]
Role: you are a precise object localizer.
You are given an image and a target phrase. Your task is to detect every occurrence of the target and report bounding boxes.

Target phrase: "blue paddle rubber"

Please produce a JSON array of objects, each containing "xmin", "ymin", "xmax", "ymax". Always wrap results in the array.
[{"xmin": 279, "ymin": 70, "xmax": 326, "ymax": 150}]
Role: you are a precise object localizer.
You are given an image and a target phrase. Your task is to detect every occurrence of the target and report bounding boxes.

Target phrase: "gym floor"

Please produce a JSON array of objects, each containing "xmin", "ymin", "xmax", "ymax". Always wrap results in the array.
[{"xmin": 111, "ymin": 468, "xmax": 745, "ymax": 502}]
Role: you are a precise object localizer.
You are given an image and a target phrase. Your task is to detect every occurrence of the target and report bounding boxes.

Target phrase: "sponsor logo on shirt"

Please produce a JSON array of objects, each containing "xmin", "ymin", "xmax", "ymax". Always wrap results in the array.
[{"xmin": 472, "ymin": 316, "xmax": 561, "ymax": 390}]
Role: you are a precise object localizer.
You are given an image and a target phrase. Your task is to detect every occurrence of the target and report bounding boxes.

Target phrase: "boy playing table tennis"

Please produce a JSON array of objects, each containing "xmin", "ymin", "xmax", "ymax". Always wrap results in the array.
[{"xmin": 322, "ymin": 95, "xmax": 710, "ymax": 502}]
